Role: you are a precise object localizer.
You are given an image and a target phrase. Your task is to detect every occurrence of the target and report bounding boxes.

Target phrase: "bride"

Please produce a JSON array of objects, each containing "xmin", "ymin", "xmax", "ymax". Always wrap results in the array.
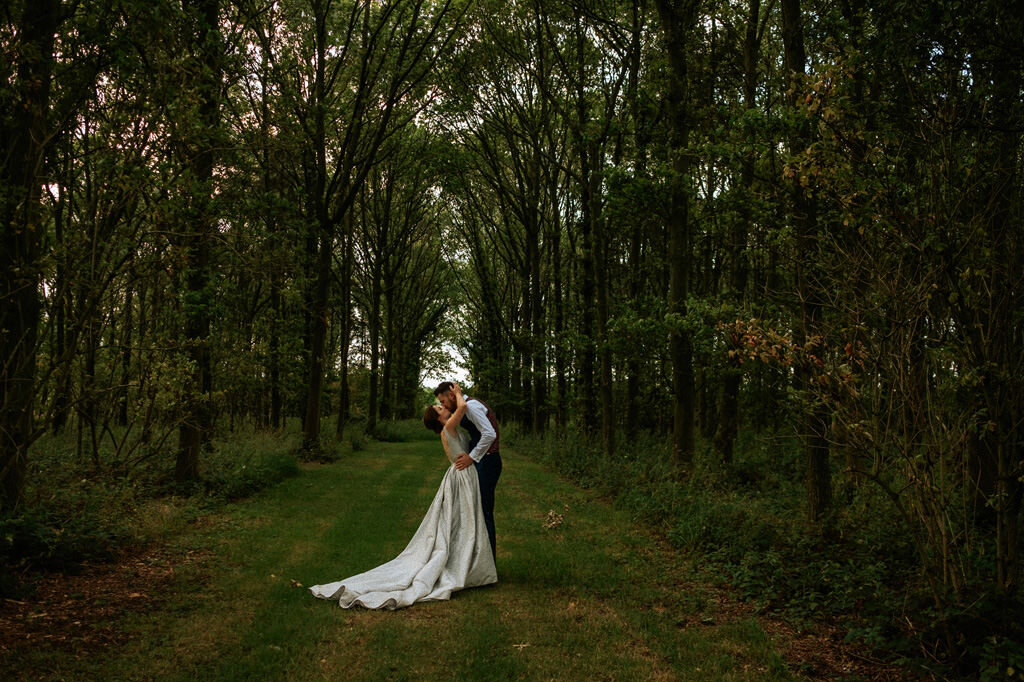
[{"xmin": 309, "ymin": 383, "xmax": 497, "ymax": 609}]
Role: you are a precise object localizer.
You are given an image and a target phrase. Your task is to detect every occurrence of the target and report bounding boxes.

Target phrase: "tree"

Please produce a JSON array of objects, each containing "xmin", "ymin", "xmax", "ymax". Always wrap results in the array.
[
  {"xmin": 173, "ymin": 0, "xmax": 223, "ymax": 483},
  {"xmin": 272, "ymin": 0, "xmax": 467, "ymax": 452},
  {"xmin": 653, "ymin": 0, "xmax": 701, "ymax": 466},
  {"xmin": 0, "ymin": 0, "xmax": 61, "ymax": 511}
]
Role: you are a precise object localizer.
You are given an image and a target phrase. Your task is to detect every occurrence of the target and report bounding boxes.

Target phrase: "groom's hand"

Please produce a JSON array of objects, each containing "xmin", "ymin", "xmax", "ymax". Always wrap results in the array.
[{"xmin": 455, "ymin": 454, "xmax": 474, "ymax": 471}]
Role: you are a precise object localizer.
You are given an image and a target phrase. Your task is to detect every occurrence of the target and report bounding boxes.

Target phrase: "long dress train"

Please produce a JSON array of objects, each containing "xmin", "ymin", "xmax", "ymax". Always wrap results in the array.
[{"xmin": 309, "ymin": 429, "xmax": 497, "ymax": 609}]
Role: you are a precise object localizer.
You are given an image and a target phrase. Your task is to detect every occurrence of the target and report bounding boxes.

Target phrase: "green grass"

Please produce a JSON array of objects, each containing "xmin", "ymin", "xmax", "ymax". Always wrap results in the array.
[{"xmin": 9, "ymin": 439, "xmax": 795, "ymax": 681}]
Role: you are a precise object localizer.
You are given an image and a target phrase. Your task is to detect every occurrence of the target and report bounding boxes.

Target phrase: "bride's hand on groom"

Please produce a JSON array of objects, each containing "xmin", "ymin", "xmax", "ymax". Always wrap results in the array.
[{"xmin": 455, "ymin": 453, "xmax": 473, "ymax": 471}]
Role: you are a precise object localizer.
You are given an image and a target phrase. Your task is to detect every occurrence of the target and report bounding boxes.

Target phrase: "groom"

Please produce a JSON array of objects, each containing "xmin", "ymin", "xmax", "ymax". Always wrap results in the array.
[{"xmin": 434, "ymin": 381, "xmax": 501, "ymax": 561}]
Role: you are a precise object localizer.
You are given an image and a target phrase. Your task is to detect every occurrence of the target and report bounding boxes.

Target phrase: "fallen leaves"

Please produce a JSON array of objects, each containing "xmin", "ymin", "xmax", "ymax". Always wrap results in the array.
[
  {"xmin": 0, "ymin": 547, "xmax": 208, "ymax": 660},
  {"xmin": 543, "ymin": 504, "xmax": 569, "ymax": 530},
  {"xmin": 543, "ymin": 510, "xmax": 564, "ymax": 529}
]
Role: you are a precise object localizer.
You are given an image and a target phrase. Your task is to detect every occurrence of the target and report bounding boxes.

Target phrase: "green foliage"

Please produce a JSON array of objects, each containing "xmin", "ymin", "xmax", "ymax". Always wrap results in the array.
[
  {"xmin": 980, "ymin": 635, "xmax": 1024, "ymax": 682},
  {"xmin": 514, "ymin": 427, "xmax": 956, "ymax": 670},
  {"xmin": 201, "ymin": 450, "xmax": 300, "ymax": 501},
  {"xmin": 0, "ymin": 426, "xmax": 304, "ymax": 597},
  {"xmin": 349, "ymin": 430, "xmax": 367, "ymax": 452},
  {"xmin": 0, "ymin": 503, "xmax": 127, "ymax": 579},
  {"xmin": 369, "ymin": 419, "xmax": 437, "ymax": 443}
]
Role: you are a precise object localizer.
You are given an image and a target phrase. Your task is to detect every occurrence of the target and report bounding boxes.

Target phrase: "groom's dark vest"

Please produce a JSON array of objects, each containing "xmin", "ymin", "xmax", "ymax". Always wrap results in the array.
[{"xmin": 461, "ymin": 397, "xmax": 500, "ymax": 456}]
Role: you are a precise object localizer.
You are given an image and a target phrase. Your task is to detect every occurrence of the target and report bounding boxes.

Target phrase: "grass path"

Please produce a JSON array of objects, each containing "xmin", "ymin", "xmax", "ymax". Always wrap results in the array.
[{"xmin": 10, "ymin": 441, "xmax": 801, "ymax": 681}]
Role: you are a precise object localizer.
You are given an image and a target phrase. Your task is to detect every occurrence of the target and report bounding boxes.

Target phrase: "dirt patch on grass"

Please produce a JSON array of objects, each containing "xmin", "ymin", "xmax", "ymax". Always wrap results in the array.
[
  {"xmin": 766, "ymin": 616, "xmax": 926, "ymax": 681},
  {"xmin": 0, "ymin": 546, "xmax": 209, "ymax": 663}
]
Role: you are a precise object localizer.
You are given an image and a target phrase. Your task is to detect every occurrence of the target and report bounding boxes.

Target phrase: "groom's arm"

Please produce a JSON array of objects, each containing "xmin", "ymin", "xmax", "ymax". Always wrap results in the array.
[{"xmin": 465, "ymin": 400, "xmax": 496, "ymax": 462}]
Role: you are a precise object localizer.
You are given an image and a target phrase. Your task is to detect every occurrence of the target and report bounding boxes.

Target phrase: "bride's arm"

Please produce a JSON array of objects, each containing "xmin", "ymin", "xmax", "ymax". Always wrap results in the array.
[
  {"xmin": 441, "ymin": 430, "xmax": 452, "ymax": 461},
  {"xmin": 443, "ymin": 382, "xmax": 467, "ymax": 437}
]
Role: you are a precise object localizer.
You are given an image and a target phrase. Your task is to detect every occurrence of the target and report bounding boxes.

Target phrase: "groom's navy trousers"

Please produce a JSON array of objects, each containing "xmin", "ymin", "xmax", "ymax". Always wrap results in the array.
[{"xmin": 474, "ymin": 451, "xmax": 502, "ymax": 560}]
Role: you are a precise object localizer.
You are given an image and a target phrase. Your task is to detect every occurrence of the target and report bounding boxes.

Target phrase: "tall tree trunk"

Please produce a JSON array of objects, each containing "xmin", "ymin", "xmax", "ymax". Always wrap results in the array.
[
  {"xmin": 82, "ymin": 308, "xmax": 98, "ymax": 466},
  {"xmin": 380, "ymin": 287, "xmax": 394, "ymax": 422},
  {"xmin": 595, "ymin": 209, "xmax": 615, "ymax": 456},
  {"xmin": 52, "ymin": 141, "xmax": 72, "ymax": 435},
  {"xmin": 366, "ymin": 264, "xmax": 382, "ymax": 435},
  {"xmin": 176, "ymin": 0, "xmax": 221, "ymax": 483},
  {"xmin": 625, "ymin": 0, "xmax": 648, "ymax": 439},
  {"xmin": 714, "ymin": 0, "xmax": 759, "ymax": 464},
  {"xmin": 119, "ymin": 281, "xmax": 134, "ymax": 427},
  {"xmin": 0, "ymin": 0, "xmax": 59, "ymax": 512},
  {"xmin": 303, "ymin": 224, "xmax": 332, "ymax": 449},
  {"xmin": 977, "ymin": 25, "xmax": 1022, "ymax": 594},
  {"xmin": 269, "ymin": 272, "xmax": 283, "ymax": 430},
  {"xmin": 781, "ymin": 0, "xmax": 831, "ymax": 520},
  {"xmin": 654, "ymin": 0, "xmax": 698, "ymax": 466},
  {"xmin": 550, "ymin": 189, "xmax": 568, "ymax": 429},
  {"xmin": 574, "ymin": 15, "xmax": 598, "ymax": 435},
  {"xmin": 258, "ymin": 48, "xmax": 284, "ymax": 432},
  {"xmin": 528, "ymin": 220, "xmax": 547, "ymax": 434},
  {"xmin": 336, "ymin": 212, "xmax": 354, "ymax": 437},
  {"xmin": 301, "ymin": 3, "xmax": 335, "ymax": 453}
]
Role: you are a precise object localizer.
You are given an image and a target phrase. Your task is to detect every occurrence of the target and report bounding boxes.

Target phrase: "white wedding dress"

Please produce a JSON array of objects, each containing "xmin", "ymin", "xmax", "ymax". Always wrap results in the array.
[{"xmin": 309, "ymin": 428, "xmax": 497, "ymax": 609}]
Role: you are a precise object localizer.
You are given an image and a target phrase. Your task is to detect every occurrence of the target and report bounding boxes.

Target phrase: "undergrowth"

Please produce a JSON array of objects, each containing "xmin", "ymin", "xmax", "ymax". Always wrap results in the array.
[
  {"xmin": 1, "ymin": 418, "xmax": 435, "ymax": 598},
  {"xmin": 0, "ymin": 421, "xmax": 344, "ymax": 597},
  {"xmin": 369, "ymin": 418, "xmax": 438, "ymax": 443},
  {"xmin": 510, "ymin": 424, "xmax": 1021, "ymax": 680}
]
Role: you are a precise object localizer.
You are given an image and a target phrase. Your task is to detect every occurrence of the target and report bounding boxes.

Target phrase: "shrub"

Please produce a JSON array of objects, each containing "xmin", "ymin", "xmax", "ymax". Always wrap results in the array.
[
  {"xmin": 2, "ymin": 424, "xmax": 305, "ymax": 597},
  {"xmin": 512, "ymin": 426, "xmax": 942, "ymax": 670},
  {"xmin": 370, "ymin": 419, "xmax": 437, "ymax": 443},
  {"xmin": 202, "ymin": 429, "xmax": 301, "ymax": 500},
  {"xmin": 0, "ymin": 506, "xmax": 125, "ymax": 572},
  {"xmin": 204, "ymin": 453, "xmax": 300, "ymax": 500}
]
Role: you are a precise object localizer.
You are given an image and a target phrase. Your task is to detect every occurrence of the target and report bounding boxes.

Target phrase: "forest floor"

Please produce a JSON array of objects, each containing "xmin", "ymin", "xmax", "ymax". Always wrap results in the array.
[{"xmin": 1, "ymin": 440, "xmax": 920, "ymax": 681}]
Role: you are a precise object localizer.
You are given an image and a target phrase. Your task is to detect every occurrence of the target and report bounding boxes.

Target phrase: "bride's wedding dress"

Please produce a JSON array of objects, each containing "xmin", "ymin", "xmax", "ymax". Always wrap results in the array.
[{"xmin": 309, "ymin": 428, "xmax": 497, "ymax": 609}]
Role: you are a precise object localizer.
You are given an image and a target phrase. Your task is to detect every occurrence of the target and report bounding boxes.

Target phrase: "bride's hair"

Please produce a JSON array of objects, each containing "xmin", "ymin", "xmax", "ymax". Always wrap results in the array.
[{"xmin": 423, "ymin": 406, "xmax": 443, "ymax": 434}]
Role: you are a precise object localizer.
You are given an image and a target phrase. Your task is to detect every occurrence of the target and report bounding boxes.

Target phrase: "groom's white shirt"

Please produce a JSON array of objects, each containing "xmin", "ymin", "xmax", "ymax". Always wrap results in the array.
[{"xmin": 465, "ymin": 398, "xmax": 496, "ymax": 463}]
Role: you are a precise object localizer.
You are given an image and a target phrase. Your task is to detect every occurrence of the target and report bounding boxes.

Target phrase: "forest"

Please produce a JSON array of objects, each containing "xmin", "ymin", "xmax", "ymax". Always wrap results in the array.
[{"xmin": 2, "ymin": 0, "xmax": 1021, "ymax": 678}]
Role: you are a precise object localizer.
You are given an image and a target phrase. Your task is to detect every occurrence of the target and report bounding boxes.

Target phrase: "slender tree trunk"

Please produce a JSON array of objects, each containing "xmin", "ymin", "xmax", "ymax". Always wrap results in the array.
[
  {"xmin": 714, "ymin": 0, "xmax": 759, "ymax": 464},
  {"xmin": 176, "ymin": 0, "xmax": 221, "ymax": 483},
  {"xmin": 595, "ymin": 209, "xmax": 615, "ymax": 456},
  {"xmin": 528, "ymin": 220, "xmax": 547, "ymax": 434},
  {"xmin": 551, "ymin": 192, "xmax": 568, "ymax": 429},
  {"xmin": 514, "ymin": 274, "xmax": 527, "ymax": 428},
  {"xmin": 52, "ymin": 141, "xmax": 72, "ymax": 435},
  {"xmin": 366, "ymin": 265, "xmax": 382, "ymax": 435},
  {"xmin": 625, "ymin": 0, "xmax": 648, "ymax": 439},
  {"xmin": 303, "ymin": 224, "xmax": 332, "ymax": 450},
  {"xmin": 301, "ymin": 4, "xmax": 334, "ymax": 453},
  {"xmin": 119, "ymin": 282, "xmax": 134, "ymax": 427},
  {"xmin": 781, "ymin": 0, "xmax": 831, "ymax": 520},
  {"xmin": 574, "ymin": 15, "xmax": 598, "ymax": 436},
  {"xmin": 0, "ymin": 0, "xmax": 59, "ymax": 512},
  {"xmin": 979, "ymin": 35, "xmax": 1022, "ymax": 594},
  {"xmin": 269, "ymin": 277, "xmax": 283, "ymax": 429},
  {"xmin": 380, "ymin": 287, "xmax": 394, "ymax": 422},
  {"xmin": 257, "ymin": 50, "xmax": 284, "ymax": 432},
  {"xmin": 336, "ymin": 212, "xmax": 354, "ymax": 437},
  {"xmin": 654, "ymin": 0, "xmax": 698, "ymax": 466},
  {"xmin": 139, "ymin": 277, "xmax": 154, "ymax": 443},
  {"xmin": 82, "ymin": 308, "xmax": 99, "ymax": 465}
]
